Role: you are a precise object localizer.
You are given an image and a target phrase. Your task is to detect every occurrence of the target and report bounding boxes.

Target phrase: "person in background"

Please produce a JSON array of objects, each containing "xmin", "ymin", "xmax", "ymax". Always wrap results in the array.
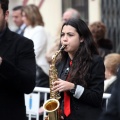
[
  {"xmin": 12, "ymin": 5, "xmax": 26, "ymax": 35},
  {"xmin": 102, "ymin": 53, "xmax": 120, "ymax": 110},
  {"xmin": 52, "ymin": 19, "xmax": 105, "ymax": 120},
  {"xmin": 62, "ymin": 8, "xmax": 81, "ymax": 22},
  {"xmin": 46, "ymin": 8, "xmax": 81, "ymax": 64},
  {"xmin": 104, "ymin": 53, "xmax": 120, "ymax": 93},
  {"xmin": 0, "ymin": 0, "xmax": 36, "ymax": 120},
  {"xmin": 22, "ymin": 4, "xmax": 49, "ymax": 76},
  {"xmin": 89, "ymin": 21, "xmax": 113, "ymax": 59},
  {"xmin": 99, "ymin": 66, "xmax": 120, "ymax": 120},
  {"xmin": 22, "ymin": 4, "xmax": 49, "ymax": 120}
]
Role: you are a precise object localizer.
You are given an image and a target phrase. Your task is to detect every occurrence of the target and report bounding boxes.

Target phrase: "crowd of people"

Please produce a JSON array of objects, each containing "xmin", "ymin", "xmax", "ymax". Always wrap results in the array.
[{"xmin": 0, "ymin": 0, "xmax": 120, "ymax": 120}]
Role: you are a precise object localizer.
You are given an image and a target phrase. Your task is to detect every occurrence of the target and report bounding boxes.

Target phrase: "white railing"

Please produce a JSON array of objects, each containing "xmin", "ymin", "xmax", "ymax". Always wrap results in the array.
[
  {"xmin": 25, "ymin": 87, "xmax": 111, "ymax": 120},
  {"xmin": 25, "ymin": 87, "xmax": 50, "ymax": 120}
]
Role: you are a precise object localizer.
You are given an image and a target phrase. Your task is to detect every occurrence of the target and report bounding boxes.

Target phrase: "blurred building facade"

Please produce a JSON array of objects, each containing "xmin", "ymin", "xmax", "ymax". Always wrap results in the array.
[
  {"xmin": 101, "ymin": 0, "xmax": 120, "ymax": 52},
  {"xmin": 8, "ymin": 0, "xmax": 119, "ymax": 52}
]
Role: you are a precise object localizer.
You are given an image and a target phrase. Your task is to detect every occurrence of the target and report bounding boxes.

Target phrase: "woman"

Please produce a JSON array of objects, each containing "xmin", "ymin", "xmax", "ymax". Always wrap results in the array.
[
  {"xmin": 89, "ymin": 21, "xmax": 113, "ymax": 59},
  {"xmin": 22, "ymin": 4, "xmax": 49, "ymax": 76},
  {"xmin": 22, "ymin": 5, "xmax": 49, "ymax": 119},
  {"xmin": 52, "ymin": 19, "xmax": 105, "ymax": 120}
]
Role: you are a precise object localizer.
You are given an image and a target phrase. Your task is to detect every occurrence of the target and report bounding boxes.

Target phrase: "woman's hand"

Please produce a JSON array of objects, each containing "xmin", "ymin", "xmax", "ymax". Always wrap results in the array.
[
  {"xmin": 52, "ymin": 78, "xmax": 74, "ymax": 92},
  {"xmin": 39, "ymin": 106, "xmax": 44, "ymax": 115}
]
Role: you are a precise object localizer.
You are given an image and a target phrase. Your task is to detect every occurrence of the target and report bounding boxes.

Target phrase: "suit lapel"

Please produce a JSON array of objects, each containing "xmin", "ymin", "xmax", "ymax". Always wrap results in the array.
[
  {"xmin": 57, "ymin": 56, "xmax": 69, "ymax": 80},
  {"xmin": 57, "ymin": 61, "xmax": 65, "ymax": 78}
]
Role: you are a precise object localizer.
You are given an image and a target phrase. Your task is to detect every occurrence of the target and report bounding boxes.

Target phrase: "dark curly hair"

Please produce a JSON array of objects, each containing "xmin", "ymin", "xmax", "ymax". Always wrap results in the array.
[
  {"xmin": 0, "ymin": 0, "xmax": 9, "ymax": 14},
  {"xmin": 59, "ymin": 19, "xmax": 99, "ymax": 87}
]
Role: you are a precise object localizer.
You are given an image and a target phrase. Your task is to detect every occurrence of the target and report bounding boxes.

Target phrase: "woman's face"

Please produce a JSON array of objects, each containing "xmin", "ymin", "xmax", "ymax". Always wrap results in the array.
[
  {"xmin": 22, "ymin": 12, "xmax": 30, "ymax": 26},
  {"xmin": 61, "ymin": 25, "xmax": 83, "ymax": 59}
]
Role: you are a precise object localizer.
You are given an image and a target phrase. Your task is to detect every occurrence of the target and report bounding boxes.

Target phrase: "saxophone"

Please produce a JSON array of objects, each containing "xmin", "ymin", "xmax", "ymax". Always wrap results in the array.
[{"xmin": 43, "ymin": 45, "xmax": 66, "ymax": 120}]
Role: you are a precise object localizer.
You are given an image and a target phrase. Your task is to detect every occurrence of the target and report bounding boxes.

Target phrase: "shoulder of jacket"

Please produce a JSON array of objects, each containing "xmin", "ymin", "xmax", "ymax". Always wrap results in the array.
[{"xmin": 92, "ymin": 54, "xmax": 104, "ymax": 64}]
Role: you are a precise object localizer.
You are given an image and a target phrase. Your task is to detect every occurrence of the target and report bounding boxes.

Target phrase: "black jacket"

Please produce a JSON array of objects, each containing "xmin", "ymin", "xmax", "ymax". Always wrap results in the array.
[
  {"xmin": 97, "ymin": 38, "xmax": 113, "ymax": 58},
  {"xmin": 99, "ymin": 67, "xmax": 120, "ymax": 120},
  {"xmin": 57, "ymin": 55, "xmax": 105, "ymax": 120},
  {"xmin": 0, "ymin": 28, "xmax": 36, "ymax": 120}
]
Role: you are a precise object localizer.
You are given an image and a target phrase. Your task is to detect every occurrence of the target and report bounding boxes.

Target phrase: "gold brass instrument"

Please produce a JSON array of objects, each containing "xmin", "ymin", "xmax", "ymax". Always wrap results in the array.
[{"xmin": 43, "ymin": 45, "xmax": 66, "ymax": 120}]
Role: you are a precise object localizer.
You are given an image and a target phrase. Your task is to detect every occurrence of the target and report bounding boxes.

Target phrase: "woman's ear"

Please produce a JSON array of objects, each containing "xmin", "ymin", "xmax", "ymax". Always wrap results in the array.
[{"xmin": 80, "ymin": 37, "xmax": 84, "ymax": 43}]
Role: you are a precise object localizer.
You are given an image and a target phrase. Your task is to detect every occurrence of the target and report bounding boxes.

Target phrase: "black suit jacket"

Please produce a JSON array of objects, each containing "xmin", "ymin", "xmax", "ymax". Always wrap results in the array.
[
  {"xmin": 57, "ymin": 55, "xmax": 105, "ymax": 120},
  {"xmin": 99, "ymin": 67, "xmax": 120, "ymax": 120},
  {"xmin": 0, "ymin": 28, "xmax": 36, "ymax": 120}
]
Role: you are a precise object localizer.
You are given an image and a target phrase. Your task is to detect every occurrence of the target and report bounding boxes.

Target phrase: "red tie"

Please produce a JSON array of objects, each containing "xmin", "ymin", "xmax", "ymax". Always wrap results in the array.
[{"xmin": 64, "ymin": 60, "xmax": 72, "ymax": 116}]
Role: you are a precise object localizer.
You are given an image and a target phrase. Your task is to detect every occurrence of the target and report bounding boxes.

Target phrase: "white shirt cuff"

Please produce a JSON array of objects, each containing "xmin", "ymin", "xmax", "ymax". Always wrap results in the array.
[{"xmin": 73, "ymin": 85, "xmax": 84, "ymax": 99}]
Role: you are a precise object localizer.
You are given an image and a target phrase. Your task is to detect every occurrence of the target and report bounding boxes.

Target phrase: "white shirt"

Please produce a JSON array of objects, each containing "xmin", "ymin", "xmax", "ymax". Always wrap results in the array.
[
  {"xmin": 104, "ymin": 76, "xmax": 116, "ymax": 91},
  {"xmin": 24, "ymin": 25, "xmax": 49, "ymax": 75}
]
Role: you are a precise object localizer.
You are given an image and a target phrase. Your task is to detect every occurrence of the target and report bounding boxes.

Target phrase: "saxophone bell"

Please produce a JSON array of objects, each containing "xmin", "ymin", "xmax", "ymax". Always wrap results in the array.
[
  {"xmin": 43, "ymin": 98, "xmax": 59, "ymax": 112},
  {"xmin": 43, "ymin": 99, "xmax": 60, "ymax": 120}
]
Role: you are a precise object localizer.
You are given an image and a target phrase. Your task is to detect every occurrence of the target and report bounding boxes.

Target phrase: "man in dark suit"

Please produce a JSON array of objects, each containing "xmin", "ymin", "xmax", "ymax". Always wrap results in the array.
[
  {"xmin": 99, "ymin": 66, "xmax": 120, "ymax": 120},
  {"xmin": 0, "ymin": 0, "xmax": 36, "ymax": 120},
  {"xmin": 12, "ymin": 5, "xmax": 26, "ymax": 35}
]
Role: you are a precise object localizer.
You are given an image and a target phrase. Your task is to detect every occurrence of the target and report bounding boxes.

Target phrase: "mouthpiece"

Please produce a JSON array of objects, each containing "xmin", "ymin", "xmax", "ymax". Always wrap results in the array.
[{"xmin": 60, "ymin": 45, "xmax": 66, "ymax": 51}]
